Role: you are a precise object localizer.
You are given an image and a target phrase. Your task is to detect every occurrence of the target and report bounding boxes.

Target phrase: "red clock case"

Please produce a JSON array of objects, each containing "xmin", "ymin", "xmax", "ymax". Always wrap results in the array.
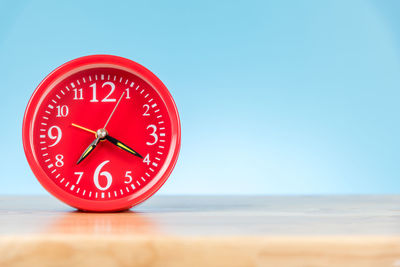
[{"xmin": 22, "ymin": 55, "xmax": 181, "ymax": 212}]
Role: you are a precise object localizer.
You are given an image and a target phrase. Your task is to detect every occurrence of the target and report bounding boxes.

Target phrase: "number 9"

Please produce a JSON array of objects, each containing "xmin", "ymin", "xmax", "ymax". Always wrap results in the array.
[{"xmin": 48, "ymin": 126, "xmax": 62, "ymax": 147}]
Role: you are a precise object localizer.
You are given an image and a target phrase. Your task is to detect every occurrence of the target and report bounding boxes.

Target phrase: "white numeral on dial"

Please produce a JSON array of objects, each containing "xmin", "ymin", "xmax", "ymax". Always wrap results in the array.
[
  {"xmin": 124, "ymin": 171, "xmax": 133, "ymax": 184},
  {"xmin": 73, "ymin": 88, "xmax": 83, "ymax": 100},
  {"xmin": 101, "ymin": 82, "xmax": 116, "ymax": 102},
  {"xmin": 48, "ymin": 126, "xmax": 62, "ymax": 147},
  {"xmin": 74, "ymin": 172, "xmax": 84, "ymax": 184},
  {"xmin": 55, "ymin": 154, "xmax": 64, "ymax": 167},
  {"xmin": 142, "ymin": 104, "xmax": 150, "ymax": 116},
  {"xmin": 146, "ymin": 125, "xmax": 158, "ymax": 145},
  {"xmin": 143, "ymin": 154, "xmax": 150, "ymax": 165},
  {"xmin": 125, "ymin": 88, "xmax": 131, "ymax": 99},
  {"xmin": 93, "ymin": 160, "xmax": 112, "ymax": 191},
  {"xmin": 89, "ymin": 82, "xmax": 117, "ymax": 102},
  {"xmin": 89, "ymin": 83, "xmax": 98, "ymax": 102},
  {"xmin": 56, "ymin": 105, "xmax": 69, "ymax": 117}
]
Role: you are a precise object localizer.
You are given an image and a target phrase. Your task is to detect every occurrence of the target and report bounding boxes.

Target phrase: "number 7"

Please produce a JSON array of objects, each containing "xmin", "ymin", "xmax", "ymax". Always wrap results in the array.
[{"xmin": 74, "ymin": 172, "xmax": 84, "ymax": 184}]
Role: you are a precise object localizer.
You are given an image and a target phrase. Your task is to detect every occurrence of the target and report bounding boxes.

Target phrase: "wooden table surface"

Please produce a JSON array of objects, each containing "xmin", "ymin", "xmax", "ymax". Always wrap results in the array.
[{"xmin": 1, "ymin": 195, "xmax": 400, "ymax": 266}]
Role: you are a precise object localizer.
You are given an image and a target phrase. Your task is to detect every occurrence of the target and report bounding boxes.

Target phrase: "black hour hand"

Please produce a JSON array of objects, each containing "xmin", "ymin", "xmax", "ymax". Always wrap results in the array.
[
  {"xmin": 77, "ymin": 138, "xmax": 100, "ymax": 165},
  {"xmin": 105, "ymin": 135, "xmax": 143, "ymax": 159}
]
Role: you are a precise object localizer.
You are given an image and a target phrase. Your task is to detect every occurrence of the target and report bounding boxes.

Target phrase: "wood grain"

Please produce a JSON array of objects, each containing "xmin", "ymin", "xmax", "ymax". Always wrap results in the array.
[{"xmin": 1, "ymin": 195, "xmax": 400, "ymax": 266}]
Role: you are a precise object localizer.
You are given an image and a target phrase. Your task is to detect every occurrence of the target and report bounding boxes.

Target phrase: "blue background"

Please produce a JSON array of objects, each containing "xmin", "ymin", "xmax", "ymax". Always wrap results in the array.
[{"xmin": 1, "ymin": 0, "xmax": 399, "ymax": 195}]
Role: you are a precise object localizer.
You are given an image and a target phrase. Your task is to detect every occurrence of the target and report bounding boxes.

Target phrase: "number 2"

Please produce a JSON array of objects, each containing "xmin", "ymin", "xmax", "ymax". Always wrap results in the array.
[
  {"xmin": 101, "ymin": 82, "xmax": 116, "ymax": 102},
  {"xmin": 142, "ymin": 104, "xmax": 150, "ymax": 116}
]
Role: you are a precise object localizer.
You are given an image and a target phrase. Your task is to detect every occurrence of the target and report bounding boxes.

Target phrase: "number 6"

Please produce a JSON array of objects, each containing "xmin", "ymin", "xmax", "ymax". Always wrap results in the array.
[{"xmin": 93, "ymin": 160, "xmax": 112, "ymax": 191}]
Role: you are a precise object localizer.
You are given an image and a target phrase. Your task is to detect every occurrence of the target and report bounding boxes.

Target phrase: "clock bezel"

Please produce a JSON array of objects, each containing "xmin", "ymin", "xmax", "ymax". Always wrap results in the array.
[{"xmin": 22, "ymin": 55, "xmax": 181, "ymax": 211}]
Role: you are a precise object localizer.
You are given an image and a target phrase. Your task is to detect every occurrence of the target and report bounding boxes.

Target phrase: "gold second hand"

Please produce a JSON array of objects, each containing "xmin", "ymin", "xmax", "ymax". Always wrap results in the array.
[{"xmin": 71, "ymin": 123, "xmax": 97, "ymax": 135}]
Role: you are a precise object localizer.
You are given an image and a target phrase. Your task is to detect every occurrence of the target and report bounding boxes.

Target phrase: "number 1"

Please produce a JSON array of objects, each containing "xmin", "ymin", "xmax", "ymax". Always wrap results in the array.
[{"xmin": 90, "ymin": 83, "xmax": 98, "ymax": 102}]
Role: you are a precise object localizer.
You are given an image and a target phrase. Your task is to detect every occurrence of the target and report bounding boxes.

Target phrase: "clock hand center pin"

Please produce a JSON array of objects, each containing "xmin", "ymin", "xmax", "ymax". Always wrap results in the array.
[{"xmin": 96, "ymin": 128, "xmax": 108, "ymax": 140}]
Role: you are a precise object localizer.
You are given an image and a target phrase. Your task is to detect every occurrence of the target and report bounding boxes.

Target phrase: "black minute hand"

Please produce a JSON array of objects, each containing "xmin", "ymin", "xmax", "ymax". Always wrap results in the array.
[{"xmin": 105, "ymin": 135, "xmax": 143, "ymax": 159}]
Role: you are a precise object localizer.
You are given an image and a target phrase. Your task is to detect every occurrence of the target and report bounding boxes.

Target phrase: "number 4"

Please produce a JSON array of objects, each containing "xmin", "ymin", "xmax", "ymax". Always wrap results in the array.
[{"xmin": 143, "ymin": 154, "xmax": 151, "ymax": 165}]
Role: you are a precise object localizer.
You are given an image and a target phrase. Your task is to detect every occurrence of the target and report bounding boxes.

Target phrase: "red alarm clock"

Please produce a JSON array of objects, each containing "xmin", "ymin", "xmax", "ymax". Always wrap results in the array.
[{"xmin": 22, "ymin": 55, "xmax": 181, "ymax": 211}]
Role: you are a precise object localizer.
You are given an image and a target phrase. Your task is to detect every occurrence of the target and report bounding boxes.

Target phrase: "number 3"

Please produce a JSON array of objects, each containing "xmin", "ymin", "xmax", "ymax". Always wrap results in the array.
[{"xmin": 146, "ymin": 125, "xmax": 158, "ymax": 145}]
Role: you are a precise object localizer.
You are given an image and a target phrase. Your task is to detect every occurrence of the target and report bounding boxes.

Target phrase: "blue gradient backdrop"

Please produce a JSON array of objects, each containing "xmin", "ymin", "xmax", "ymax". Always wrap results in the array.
[{"xmin": 1, "ymin": 0, "xmax": 399, "ymax": 195}]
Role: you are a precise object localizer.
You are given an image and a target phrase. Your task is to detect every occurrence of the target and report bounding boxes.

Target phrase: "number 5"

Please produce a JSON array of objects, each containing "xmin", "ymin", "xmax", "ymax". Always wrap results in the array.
[{"xmin": 124, "ymin": 171, "xmax": 133, "ymax": 184}]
